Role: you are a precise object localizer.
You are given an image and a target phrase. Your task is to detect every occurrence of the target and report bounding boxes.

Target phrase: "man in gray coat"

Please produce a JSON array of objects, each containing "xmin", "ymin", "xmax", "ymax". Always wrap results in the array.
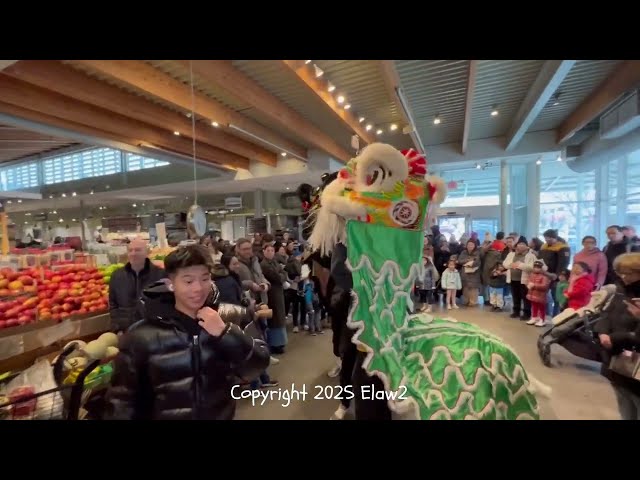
[{"xmin": 235, "ymin": 238, "xmax": 269, "ymax": 305}]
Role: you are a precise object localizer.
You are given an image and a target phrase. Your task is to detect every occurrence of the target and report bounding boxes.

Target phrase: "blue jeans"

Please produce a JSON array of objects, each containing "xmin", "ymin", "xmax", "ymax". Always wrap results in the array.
[
  {"xmin": 250, "ymin": 372, "xmax": 271, "ymax": 390},
  {"xmin": 307, "ymin": 303, "xmax": 322, "ymax": 332}
]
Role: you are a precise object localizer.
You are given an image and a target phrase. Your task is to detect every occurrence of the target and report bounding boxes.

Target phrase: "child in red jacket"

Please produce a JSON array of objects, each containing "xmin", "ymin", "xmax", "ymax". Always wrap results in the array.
[
  {"xmin": 526, "ymin": 260, "xmax": 552, "ymax": 327},
  {"xmin": 565, "ymin": 262, "xmax": 595, "ymax": 310}
]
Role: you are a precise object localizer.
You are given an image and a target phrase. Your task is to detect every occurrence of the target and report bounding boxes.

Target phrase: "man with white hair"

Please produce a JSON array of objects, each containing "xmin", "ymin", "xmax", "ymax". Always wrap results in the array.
[{"xmin": 109, "ymin": 238, "xmax": 166, "ymax": 332}]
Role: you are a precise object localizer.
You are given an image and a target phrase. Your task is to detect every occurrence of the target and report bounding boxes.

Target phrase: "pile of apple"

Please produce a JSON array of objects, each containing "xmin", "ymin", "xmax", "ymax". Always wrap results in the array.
[{"xmin": 0, "ymin": 266, "xmax": 109, "ymax": 330}]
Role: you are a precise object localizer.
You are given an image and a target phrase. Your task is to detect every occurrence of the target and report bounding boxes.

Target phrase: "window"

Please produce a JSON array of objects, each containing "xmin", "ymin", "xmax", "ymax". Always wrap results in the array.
[
  {"xmin": 624, "ymin": 151, "xmax": 640, "ymax": 233},
  {"xmin": 539, "ymin": 161, "xmax": 597, "ymax": 255},
  {"xmin": 0, "ymin": 162, "xmax": 39, "ymax": 191},
  {"xmin": 440, "ymin": 166, "xmax": 500, "ymax": 207},
  {"xmin": 42, "ymin": 148, "xmax": 122, "ymax": 185},
  {"xmin": 126, "ymin": 154, "xmax": 170, "ymax": 171}
]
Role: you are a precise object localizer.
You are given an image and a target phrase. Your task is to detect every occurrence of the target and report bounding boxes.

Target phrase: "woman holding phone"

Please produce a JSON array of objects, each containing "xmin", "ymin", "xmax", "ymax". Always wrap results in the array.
[{"xmin": 594, "ymin": 253, "xmax": 640, "ymax": 420}]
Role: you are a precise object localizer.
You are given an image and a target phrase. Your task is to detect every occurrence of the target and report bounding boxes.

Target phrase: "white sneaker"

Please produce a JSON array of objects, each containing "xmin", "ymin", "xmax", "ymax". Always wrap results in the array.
[
  {"xmin": 303, "ymin": 324, "xmax": 309, "ymax": 331},
  {"xmin": 447, "ymin": 305, "xmax": 452, "ymax": 310},
  {"xmin": 425, "ymin": 305, "xmax": 432, "ymax": 313},
  {"xmin": 535, "ymin": 319, "xmax": 548, "ymax": 327},
  {"xmin": 327, "ymin": 360, "xmax": 341, "ymax": 378},
  {"xmin": 453, "ymin": 304, "xmax": 460, "ymax": 310},
  {"xmin": 292, "ymin": 326, "xmax": 299, "ymax": 333},
  {"xmin": 330, "ymin": 404, "xmax": 348, "ymax": 420},
  {"xmin": 269, "ymin": 356, "xmax": 280, "ymax": 366},
  {"xmin": 526, "ymin": 318, "xmax": 538, "ymax": 325}
]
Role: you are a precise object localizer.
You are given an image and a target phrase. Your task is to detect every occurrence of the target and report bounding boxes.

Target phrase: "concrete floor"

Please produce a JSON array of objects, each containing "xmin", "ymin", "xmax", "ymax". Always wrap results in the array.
[{"xmin": 236, "ymin": 304, "xmax": 621, "ymax": 420}]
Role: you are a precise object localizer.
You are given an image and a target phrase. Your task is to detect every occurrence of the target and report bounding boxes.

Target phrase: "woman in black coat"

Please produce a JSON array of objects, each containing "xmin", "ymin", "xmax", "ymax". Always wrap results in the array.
[
  {"xmin": 260, "ymin": 243, "xmax": 288, "ymax": 353},
  {"xmin": 594, "ymin": 253, "xmax": 640, "ymax": 420},
  {"xmin": 213, "ymin": 255, "xmax": 244, "ymax": 305}
]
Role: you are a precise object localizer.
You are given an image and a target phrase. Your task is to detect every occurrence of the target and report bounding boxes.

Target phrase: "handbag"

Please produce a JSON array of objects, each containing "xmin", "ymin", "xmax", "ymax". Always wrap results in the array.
[{"xmin": 609, "ymin": 350, "xmax": 640, "ymax": 381}]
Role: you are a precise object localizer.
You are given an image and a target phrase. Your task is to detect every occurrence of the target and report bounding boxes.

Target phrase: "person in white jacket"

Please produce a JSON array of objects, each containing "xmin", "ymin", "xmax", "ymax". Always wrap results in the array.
[{"xmin": 503, "ymin": 239, "xmax": 547, "ymax": 321}]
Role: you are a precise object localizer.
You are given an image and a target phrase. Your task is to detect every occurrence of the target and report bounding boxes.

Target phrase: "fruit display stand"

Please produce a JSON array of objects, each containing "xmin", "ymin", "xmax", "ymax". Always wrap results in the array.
[{"xmin": 0, "ymin": 263, "xmax": 112, "ymax": 373}]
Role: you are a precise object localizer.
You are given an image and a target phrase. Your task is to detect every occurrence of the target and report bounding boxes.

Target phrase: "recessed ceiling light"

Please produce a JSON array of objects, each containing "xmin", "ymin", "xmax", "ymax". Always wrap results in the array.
[
  {"xmin": 90, "ymin": 190, "xmax": 94, "ymax": 195},
  {"xmin": 390, "ymin": 124, "xmax": 398, "ymax": 131},
  {"xmin": 305, "ymin": 60, "xmax": 312, "ymax": 64},
  {"xmin": 433, "ymin": 116, "xmax": 441, "ymax": 125},
  {"xmin": 314, "ymin": 65, "xmax": 324, "ymax": 78},
  {"xmin": 557, "ymin": 155, "xmax": 563, "ymax": 162},
  {"xmin": 376, "ymin": 129, "xmax": 383, "ymax": 135},
  {"xmin": 72, "ymin": 218, "xmax": 77, "ymax": 222},
  {"xmin": 366, "ymin": 124, "xmax": 373, "ymax": 131},
  {"xmin": 491, "ymin": 109, "xmax": 499, "ymax": 117},
  {"xmin": 72, "ymin": 192, "xmax": 77, "ymax": 197},
  {"xmin": 211, "ymin": 121, "xmax": 219, "ymax": 127},
  {"xmin": 359, "ymin": 117, "xmax": 365, "ymax": 123},
  {"xmin": 132, "ymin": 203, "xmax": 137, "ymax": 207},
  {"xmin": 58, "ymin": 218, "xmax": 64, "ymax": 223},
  {"xmin": 327, "ymin": 83, "xmax": 335, "ymax": 93},
  {"xmin": 536, "ymin": 159, "xmax": 542, "ymax": 165},
  {"xmin": 173, "ymin": 131, "xmax": 180, "ymax": 136},
  {"xmin": 344, "ymin": 104, "xmax": 351, "ymax": 110},
  {"xmin": 17, "ymin": 199, "xmax": 22, "ymax": 203},
  {"xmin": 61, "ymin": 193, "xmax": 66, "ymax": 198},
  {"xmin": 281, "ymin": 152, "xmax": 287, "ymax": 157},
  {"xmin": 337, "ymin": 95, "xmax": 345, "ymax": 104}
]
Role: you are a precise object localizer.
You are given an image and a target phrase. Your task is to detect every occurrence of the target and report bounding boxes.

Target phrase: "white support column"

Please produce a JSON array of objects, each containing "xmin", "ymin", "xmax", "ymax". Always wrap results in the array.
[
  {"xmin": 254, "ymin": 189, "xmax": 264, "ymax": 218},
  {"xmin": 526, "ymin": 161, "xmax": 541, "ymax": 239},
  {"xmin": 500, "ymin": 160, "xmax": 509, "ymax": 233}
]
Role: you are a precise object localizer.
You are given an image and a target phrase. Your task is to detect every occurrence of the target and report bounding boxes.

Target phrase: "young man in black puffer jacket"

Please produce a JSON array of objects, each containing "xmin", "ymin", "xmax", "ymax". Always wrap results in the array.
[{"xmin": 105, "ymin": 244, "xmax": 270, "ymax": 420}]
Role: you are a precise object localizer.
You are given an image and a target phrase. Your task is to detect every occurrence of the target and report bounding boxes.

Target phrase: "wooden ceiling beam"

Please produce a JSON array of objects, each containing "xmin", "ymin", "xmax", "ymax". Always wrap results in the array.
[
  {"xmin": 70, "ymin": 60, "xmax": 307, "ymax": 160},
  {"xmin": 281, "ymin": 60, "xmax": 376, "ymax": 147},
  {"xmin": 506, "ymin": 60, "xmax": 576, "ymax": 151},
  {"xmin": 182, "ymin": 60, "xmax": 354, "ymax": 162},
  {"xmin": 557, "ymin": 60, "xmax": 640, "ymax": 144},
  {"xmin": 3, "ymin": 60, "xmax": 276, "ymax": 167},
  {"xmin": 0, "ymin": 76, "xmax": 249, "ymax": 170}
]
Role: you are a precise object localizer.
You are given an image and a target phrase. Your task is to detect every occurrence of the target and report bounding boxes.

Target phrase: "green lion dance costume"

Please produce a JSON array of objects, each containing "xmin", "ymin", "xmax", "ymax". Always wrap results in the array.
[{"xmin": 308, "ymin": 143, "xmax": 549, "ymax": 420}]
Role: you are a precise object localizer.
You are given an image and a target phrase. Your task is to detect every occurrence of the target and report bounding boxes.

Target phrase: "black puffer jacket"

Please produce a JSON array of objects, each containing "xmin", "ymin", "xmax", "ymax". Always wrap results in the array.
[{"xmin": 105, "ymin": 282, "xmax": 270, "ymax": 420}]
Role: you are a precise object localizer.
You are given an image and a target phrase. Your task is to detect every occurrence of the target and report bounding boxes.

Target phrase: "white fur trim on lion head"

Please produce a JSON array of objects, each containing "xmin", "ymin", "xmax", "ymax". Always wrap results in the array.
[{"xmin": 346, "ymin": 143, "xmax": 409, "ymax": 193}]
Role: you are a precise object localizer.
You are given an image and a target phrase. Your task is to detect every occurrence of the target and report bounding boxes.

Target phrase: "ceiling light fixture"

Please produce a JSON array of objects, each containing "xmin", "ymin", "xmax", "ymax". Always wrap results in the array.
[
  {"xmin": 365, "ymin": 124, "xmax": 373, "ymax": 131},
  {"xmin": 61, "ymin": 193, "xmax": 66, "ymax": 198},
  {"xmin": 90, "ymin": 190, "xmax": 94, "ymax": 195},
  {"xmin": 173, "ymin": 131, "xmax": 180, "ymax": 136},
  {"xmin": 344, "ymin": 104, "xmax": 351, "ymax": 110},
  {"xmin": 281, "ymin": 152, "xmax": 287, "ymax": 157},
  {"xmin": 211, "ymin": 121, "xmax": 219, "ymax": 127},
  {"xmin": 433, "ymin": 114, "xmax": 441, "ymax": 125},
  {"xmin": 536, "ymin": 159, "xmax": 542, "ymax": 165},
  {"xmin": 390, "ymin": 124, "xmax": 398, "ymax": 131},
  {"xmin": 337, "ymin": 95, "xmax": 345, "ymax": 104},
  {"xmin": 491, "ymin": 107, "xmax": 499, "ymax": 117},
  {"xmin": 17, "ymin": 199, "xmax": 22, "ymax": 203},
  {"xmin": 376, "ymin": 129, "xmax": 383, "ymax": 135},
  {"xmin": 314, "ymin": 65, "xmax": 324, "ymax": 78},
  {"xmin": 305, "ymin": 60, "xmax": 312, "ymax": 64},
  {"xmin": 552, "ymin": 92, "xmax": 561, "ymax": 106},
  {"xmin": 72, "ymin": 192, "xmax": 77, "ymax": 197},
  {"xmin": 327, "ymin": 83, "xmax": 336, "ymax": 93},
  {"xmin": 359, "ymin": 117, "xmax": 365, "ymax": 123},
  {"xmin": 557, "ymin": 154, "xmax": 563, "ymax": 162}
]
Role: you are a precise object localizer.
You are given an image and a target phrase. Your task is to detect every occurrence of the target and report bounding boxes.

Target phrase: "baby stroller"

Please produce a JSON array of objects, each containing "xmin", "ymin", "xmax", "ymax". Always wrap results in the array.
[{"xmin": 537, "ymin": 285, "xmax": 616, "ymax": 368}]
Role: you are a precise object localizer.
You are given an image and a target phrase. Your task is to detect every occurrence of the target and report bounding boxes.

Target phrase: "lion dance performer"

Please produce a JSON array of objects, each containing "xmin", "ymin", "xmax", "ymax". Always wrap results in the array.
[{"xmin": 308, "ymin": 143, "xmax": 548, "ymax": 420}]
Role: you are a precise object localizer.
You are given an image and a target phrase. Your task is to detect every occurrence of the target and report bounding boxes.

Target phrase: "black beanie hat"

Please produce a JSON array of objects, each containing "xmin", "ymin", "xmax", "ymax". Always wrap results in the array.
[{"xmin": 543, "ymin": 229, "xmax": 558, "ymax": 239}]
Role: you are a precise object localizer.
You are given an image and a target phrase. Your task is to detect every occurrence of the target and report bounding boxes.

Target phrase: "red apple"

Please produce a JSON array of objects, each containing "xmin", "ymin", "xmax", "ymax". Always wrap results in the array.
[
  {"xmin": 51, "ymin": 313, "xmax": 61, "ymax": 322},
  {"xmin": 60, "ymin": 312, "xmax": 70, "ymax": 319},
  {"xmin": 0, "ymin": 320, "xmax": 6, "ymax": 329},
  {"xmin": 17, "ymin": 315, "xmax": 30, "ymax": 325},
  {"xmin": 61, "ymin": 303, "xmax": 73, "ymax": 313},
  {"xmin": 89, "ymin": 306, "xmax": 98, "ymax": 313},
  {"xmin": 6, "ymin": 318, "xmax": 19, "ymax": 327},
  {"xmin": 18, "ymin": 275, "xmax": 34, "ymax": 286}
]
